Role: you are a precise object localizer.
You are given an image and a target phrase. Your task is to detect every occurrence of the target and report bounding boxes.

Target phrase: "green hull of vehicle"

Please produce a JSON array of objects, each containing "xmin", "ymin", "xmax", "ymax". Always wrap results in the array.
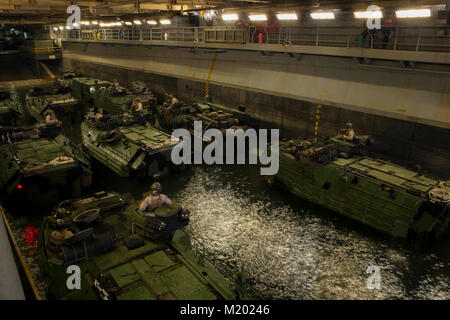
[
  {"xmin": 93, "ymin": 87, "xmax": 157, "ymax": 116},
  {"xmin": 26, "ymin": 92, "xmax": 79, "ymax": 122},
  {"xmin": 0, "ymin": 129, "xmax": 91, "ymax": 207},
  {"xmin": 276, "ymin": 139, "xmax": 449, "ymax": 238},
  {"xmin": 0, "ymin": 97, "xmax": 22, "ymax": 126},
  {"xmin": 81, "ymin": 120, "xmax": 178, "ymax": 178},
  {"xmin": 38, "ymin": 191, "xmax": 252, "ymax": 300}
]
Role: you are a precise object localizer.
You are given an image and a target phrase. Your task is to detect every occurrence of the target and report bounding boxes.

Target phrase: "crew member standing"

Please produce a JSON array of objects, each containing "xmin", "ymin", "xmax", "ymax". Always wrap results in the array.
[{"xmin": 139, "ymin": 182, "xmax": 172, "ymax": 212}]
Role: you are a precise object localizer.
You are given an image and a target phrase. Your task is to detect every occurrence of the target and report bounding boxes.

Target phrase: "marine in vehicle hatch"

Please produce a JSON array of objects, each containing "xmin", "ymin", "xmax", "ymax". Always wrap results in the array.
[
  {"xmin": 132, "ymin": 98, "xmax": 143, "ymax": 113},
  {"xmin": 45, "ymin": 109, "xmax": 58, "ymax": 125},
  {"xmin": 38, "ymin": 110, "xmax": 61, "ymax": 138},
  {"xmin": 138, "ymin": 182, "xmax": 172, "ymax": 214},
  {"xmin": 95, "ymin": 108, "xmax": 104, "ymax": 124},
  {"xmin": 341, "ymin": 122, "xmax": 355, "ymax": 142}
]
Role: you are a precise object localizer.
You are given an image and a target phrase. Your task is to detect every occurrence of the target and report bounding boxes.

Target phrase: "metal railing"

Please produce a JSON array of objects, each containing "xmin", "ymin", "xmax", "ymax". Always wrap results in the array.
[{"xmin": 57, "ymin": 25, "xmax": 450, "ymax": 52}]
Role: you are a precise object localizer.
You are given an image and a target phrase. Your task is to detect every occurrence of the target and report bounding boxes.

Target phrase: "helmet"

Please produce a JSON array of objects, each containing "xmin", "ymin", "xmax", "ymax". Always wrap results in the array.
[
  {"xmin": 56, "ymin": 207, "xmax": 67, "ymax": 218},
  {"xmin": 346, "ymin": 122, "xmax": 353, "ymax": 129},
  {"xmin": 151, "ymin": 182, "xmax": 162, "ymax": 194}
]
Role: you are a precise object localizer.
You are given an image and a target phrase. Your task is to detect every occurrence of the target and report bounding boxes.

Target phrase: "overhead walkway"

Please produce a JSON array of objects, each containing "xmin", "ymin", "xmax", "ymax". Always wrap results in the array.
[{"xmin": 57, "ymin": 25, "xmax": 450, "ymax": 65}]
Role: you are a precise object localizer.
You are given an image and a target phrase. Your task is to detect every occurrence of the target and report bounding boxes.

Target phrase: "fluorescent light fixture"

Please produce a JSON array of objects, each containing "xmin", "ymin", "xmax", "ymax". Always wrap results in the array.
[
  {"xmin": 91, "ymin": 21, "xmax": 99, "ymax": 25},
  {"xmin": 147, "ymin": 20, "xmax": 157, "ymax": 25},
  {"xmin": 222, "ymin": 13, "xmax": 238, "ymax": 21},
  {"xmin": 65, "ymin": 26, "xmax": 72, "ymax": 30},
  {"xmin": 125, "ymin": 22, "xmax": 132, "ymax": 25},
  {"xmin": 354, "ymin": 11, "xmax": 383, "ymax": 19},
  {"xmin": 160, "ymin": 19, "xmax": 171, "ymax": 25},
  {"xmin": 81, "ymin": 21, "xmax": 90, "ymax": 25},
  {"xmin": 73, "ymin": 23, "xmax": 79, "ymax": 27},
  {"xmin": 53, "ymin": 27, "xmax": 58, "ymax": 31},
  {"xmin": 133, "ymin": 20, "xmax": 142, "ymax": 25},
  {"xmin": 59, "ymin": 26, "xmax": 64, "ymax": 30},
  {"xmin": 249, "ymin": 14, "xmax": 267, "ymax": 21},
  {"xmin": 276, "ymin": 13, "xmax": 298, "ymax": 20},
  {"xmin": 310, "ymin": 11, "xmax": 335, "ymax": 19},
  {"xmin": 396, "ymin": 9, "xmax": 431, "ymax": 18}
]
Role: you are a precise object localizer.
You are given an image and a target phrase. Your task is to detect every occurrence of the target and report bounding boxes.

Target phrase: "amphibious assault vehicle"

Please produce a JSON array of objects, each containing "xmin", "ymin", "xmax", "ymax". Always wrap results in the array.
[
  {"xmin": 92, "ymin": 81, "xmax": 157, "ymax": 115},
  {"xmin": 0, "ymin": 91, "xmax": 22, "ymax": 126},
  {"xmin": 81, "ymin": 110, "xmax": 178, "ymax": 178},
  {"xmin": 0, "ymin": 125, "xmax": 91, "ymax": 208},
  {"xmin": 70, "ymin": 77, "xmax": 111, "ymax": 105},
  {"xmin": 276, "ymin": 135, "xmax": 450, "ymax": 238},
  {"xmin": 155, "ymin": 96, "xmax": 248, "ymax": 136},
  {"xmin": 38, "ymin": 191, "xmax": 252, "ymax": 300},
  {"xmin": 25, "ymin": 87, "xmax": 79, "ymax": 123}
]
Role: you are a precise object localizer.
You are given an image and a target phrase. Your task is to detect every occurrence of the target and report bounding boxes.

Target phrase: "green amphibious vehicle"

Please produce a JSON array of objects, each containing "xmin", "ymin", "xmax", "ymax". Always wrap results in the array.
[
  {"xmin": 92, "ymin": 81, "xmax": 157, "ymax": 115},
  {"xmin": 39, "ymin": 191, "xmax": 253, "ymax": 300},
  {"xmin": 81, "ymin": 110, "xmax": 178, "ymax": 178},
  {"xmin": 276, "ymin": 135, "xmax": 450, "ymax": 238},
  {"xmin": 0, "ymin": 125, "xmax": 91, "ymax": 207},
  {"xmin": 0, "ymin": 91, "xmax": 22, "ymax": 126},
  {"xmin": 155, "ymin": 95, "xmax": 248, "ymax": 134},
  {"xmin": 70, "ymin": 77, "xmax": 112, "ymax": 105},
  {"xmin": 25, "ymin": 87, "xmax": 79, "ymax": 122}
]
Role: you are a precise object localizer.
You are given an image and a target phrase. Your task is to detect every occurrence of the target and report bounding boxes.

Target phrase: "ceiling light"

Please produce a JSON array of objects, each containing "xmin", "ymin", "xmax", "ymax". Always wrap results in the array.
[
  {"xmin": 91, "ymin": 21, "xmax": 99, "ymax": 25},
  {"xmin": 133, "ymin": 20, "xmax": 142, "ymax": 25},
  {"xmin": 249, "ymin": 14, "xmax": 267, "ymax": 21},
  {"xmin": 396, "ymin": 9, "xmax": 431, "ymax": 18},
  {"xmin": 59, "ymin": 26, "xmax": 64, "ymax": 30},
  {"xmin": 354, "ymin": 11, "xmax": 383, "ymax": 19},
  {"xmin": 222, "ymin": 13, "xmax": 238, "ymax": 21},
  {"xmin": 160, "ymin": 19, "xmax": 171, "ymax": 25},
  {"xmin": 310, "ymin": 12, "xmax": 335, "ymax": 19},
  {"xmin": 125, "ymin": 22, "xmax": 132, "ymax": 26},
  {"xmin": 147, "ymin": 20, "xmax": 157, "ymax": 25},
  {"xmin": 276, "ymin": 13, "xmax": 298, "ymax": 20}
]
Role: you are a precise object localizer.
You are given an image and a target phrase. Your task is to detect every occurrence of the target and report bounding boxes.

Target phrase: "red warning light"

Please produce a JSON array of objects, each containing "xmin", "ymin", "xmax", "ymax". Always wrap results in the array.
[{"xmin": 17, "ymin": 184, "xmax": 23, "ymax": 190}]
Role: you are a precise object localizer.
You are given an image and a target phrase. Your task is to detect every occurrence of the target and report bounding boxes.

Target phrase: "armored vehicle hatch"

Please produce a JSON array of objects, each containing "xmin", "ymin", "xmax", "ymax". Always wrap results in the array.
[{"xmin": 39, "ymin": 191, "xmax": 254, "ymax": 300}]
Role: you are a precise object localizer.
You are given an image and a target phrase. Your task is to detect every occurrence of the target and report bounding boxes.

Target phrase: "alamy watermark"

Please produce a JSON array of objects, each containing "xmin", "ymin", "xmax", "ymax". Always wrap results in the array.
[
  {"xmin": 66, "ymin": 5, "xmax": 81, "ymax": 29},
  {"xmin": 171, "ymin": 121, "xmax": 279, "ymax": 175},
  {"xmin": 366, "ymin": 265, "xmax": 381, "ymax": 289},
  {"xmin": 366, "ymin": 5, "xmax": 382, "ymax": 30},
  {"xmin": 66, "ymin": 265, "xmax": 81, "ymax": 289}
]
